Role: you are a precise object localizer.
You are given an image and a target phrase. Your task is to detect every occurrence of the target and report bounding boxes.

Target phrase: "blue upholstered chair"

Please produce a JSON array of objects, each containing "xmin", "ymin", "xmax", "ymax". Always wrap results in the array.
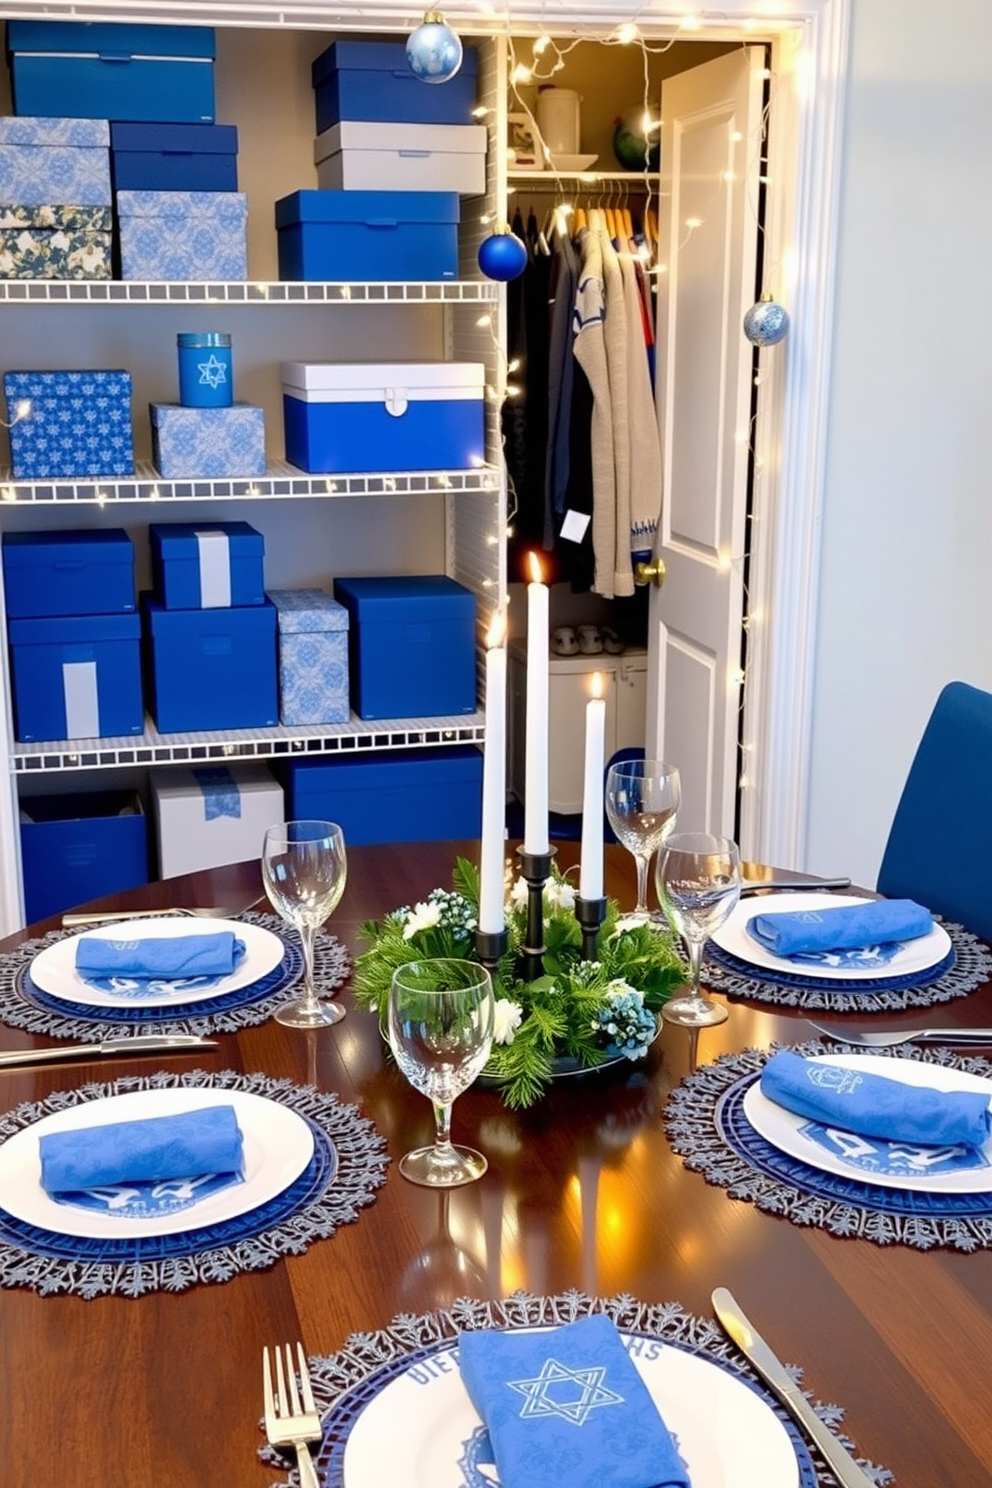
[{"xmin": 876, "ymin": 681, "xmax": 992, "ymax": 943}]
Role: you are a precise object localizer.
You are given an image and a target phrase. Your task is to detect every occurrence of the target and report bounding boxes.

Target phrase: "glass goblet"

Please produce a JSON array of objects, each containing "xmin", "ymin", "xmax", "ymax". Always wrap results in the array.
[
  {"xmin": 657, "ymin": 831, "xmax": 741, "ymax": 1027},
  {"xmin": 605, "ymin": 759, "xmax": 682, "ymax": 922},
  {"xmin": 388, "ymin": 958, "xmax": 495, "ymax": 1188},
  {"xmin": 261, "ymin": 820, "xmax": 347, "ymax": 1029}
]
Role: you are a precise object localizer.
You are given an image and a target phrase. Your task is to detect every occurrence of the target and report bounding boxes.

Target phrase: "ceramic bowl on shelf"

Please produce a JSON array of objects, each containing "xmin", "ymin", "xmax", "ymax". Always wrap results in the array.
[{"xmin": 547, "ymin": 153, "xmax": 599, "ymax": 173}]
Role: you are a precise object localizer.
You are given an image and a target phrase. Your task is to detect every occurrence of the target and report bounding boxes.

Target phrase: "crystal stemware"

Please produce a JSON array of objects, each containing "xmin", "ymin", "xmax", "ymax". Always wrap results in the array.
[
  {"xmin": 388, "ymin": 958, "xmax": 495, "ymax": 1187},
  {"xmin": 605, "ymin": 759, "xmax": 682, "ymax": 922},
  {"xmin": 657, "ymin": 831, "xmax": 741, "ymax": 1027},
  {"xmin": 261, "ymin": 820, "xmax": 347, "ymax": 1028}
]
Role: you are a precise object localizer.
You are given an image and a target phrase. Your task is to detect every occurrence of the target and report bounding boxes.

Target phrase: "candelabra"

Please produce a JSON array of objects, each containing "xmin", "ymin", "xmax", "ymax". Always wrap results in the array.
[
  {"xmin": 574, "ymin": 894, "xmax": 607, "ymax": 961},
  {"xmin": 515, "ymin": 844, "xmax": 556, "ymax": 983},
  {"xmin": 474, "ymin": 927, "xmax": 509, "ymax": 976}
]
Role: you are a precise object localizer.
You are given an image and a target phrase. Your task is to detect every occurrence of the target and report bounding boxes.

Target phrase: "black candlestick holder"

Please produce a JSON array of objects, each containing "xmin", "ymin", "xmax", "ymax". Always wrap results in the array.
[
  {"xmin": 474, "ymin": 927, "xmax": 509, "ymax": 976},
  {"xmin": 574, "ymin": 894, "xmax": 608, "ymax": 961},
  {"xmin": 515, "ymin": 844, "xmax": 556, "ymax": 983}
]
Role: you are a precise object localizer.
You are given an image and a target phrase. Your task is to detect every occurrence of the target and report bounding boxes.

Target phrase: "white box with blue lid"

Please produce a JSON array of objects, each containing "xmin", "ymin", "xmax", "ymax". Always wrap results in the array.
[
  {"xmin": 314, "ymin": 121, "xmax": 487, "ymax": 196},
  {"xmin": 281, "ymin": 362, "xmax": 484, "ymax": 475},
  {"xmin": 116, "ymin": 190, "xmax": 248, "ymax": 280},
  {"xmin": 150, "ymin": 404, "xmax": 266, "ymax": 479},
  {"xmin": 151, "ymin": 764, "xmax": 284, "ymax": 880},
  {"xmin": 3, "ymin": 369, "xmax": 134, "ymax": 480},
  {"xmin": 275, "ymin": 189, "xmax": 458, "ymax": 283},
  {"xmin": 149, "ymin": 521, "xmax": 265, "ymax": 610},
  {"xmin": 8, "ymin": 610, "xmax": 144, "ymax": 742},
  {"xmin": 0, "ymin": 115, "xmax": 111, "ymax": 206},
  {"xmin": 2, "ymin": 528, "xmax": 135, "ymax": 618},
  {"xmin": 311, "ymin": 41, "xmax": 478, "ymax": 133},
  {"xmin": 268, "ymin": 588, "xmax": 349, "ymax": 727},
  {"xmin": 142, "ymin": 594, "xmax": 278, "ymax": 733}
]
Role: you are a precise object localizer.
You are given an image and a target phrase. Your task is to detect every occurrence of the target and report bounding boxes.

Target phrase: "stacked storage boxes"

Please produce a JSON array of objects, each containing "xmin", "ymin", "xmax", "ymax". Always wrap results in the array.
[
  {"xmin": 151, "ymin": 331, "xmax": 266, "ymax": 477},
  {"xmin": 0, "ymin": 114, "xmax": 113, "ymax": 279},
  {"xmin": 267, "ymin": 588, "xmax": 350, "ymax": 726}
]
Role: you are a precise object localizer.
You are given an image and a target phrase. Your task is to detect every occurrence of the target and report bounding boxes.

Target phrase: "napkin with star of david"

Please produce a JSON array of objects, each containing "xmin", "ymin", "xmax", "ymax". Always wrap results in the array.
[
  {"xmin": 458, "ymin": 1314, "xmax": 689, "ymax": 1488},
  {"xmin": 74, "ymin": 931, "xmax": 246, "ymax": 981},
  {"xmin": 746, "ymin": 898, "xmax": 933, "ymax": 963},
  {"xmin": 39, "ymin": 1104, "xmax": 245, "ymax": 1198},
  {"xmin": 760, "ymin": 1050, "xmax": 992, "ymax": 1148}
]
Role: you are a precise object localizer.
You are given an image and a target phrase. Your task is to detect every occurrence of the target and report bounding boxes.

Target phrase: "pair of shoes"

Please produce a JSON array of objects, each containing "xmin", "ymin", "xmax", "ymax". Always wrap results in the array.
[
  {"xmin": 551, "ymin": 626, "xmax": 579, "ymax": 656},
  {"xmin": 577, "ymin": 624, "xmax": 603, "ymax": 654},
  {"xmin": 601, "ymin": 626, "xmax": 625, "ymax": 655}
]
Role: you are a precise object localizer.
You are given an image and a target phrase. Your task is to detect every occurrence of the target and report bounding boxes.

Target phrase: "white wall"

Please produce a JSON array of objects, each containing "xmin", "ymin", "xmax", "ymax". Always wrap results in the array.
[{"xmin": 804, "ymin": 0, "xmax": 992, "ymax": 886}]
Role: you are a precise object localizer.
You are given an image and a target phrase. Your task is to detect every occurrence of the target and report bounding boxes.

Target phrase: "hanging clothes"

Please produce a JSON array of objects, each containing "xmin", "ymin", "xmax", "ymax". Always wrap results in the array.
[{"xmin": 572, "ymin": 224, "xmax": 617, "ymax": 599}]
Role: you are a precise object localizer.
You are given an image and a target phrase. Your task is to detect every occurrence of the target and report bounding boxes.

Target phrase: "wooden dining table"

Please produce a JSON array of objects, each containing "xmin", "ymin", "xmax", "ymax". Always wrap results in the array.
[{"xmin": 2, "ymin": 838, "xmax": 991, "ymax": 1487}]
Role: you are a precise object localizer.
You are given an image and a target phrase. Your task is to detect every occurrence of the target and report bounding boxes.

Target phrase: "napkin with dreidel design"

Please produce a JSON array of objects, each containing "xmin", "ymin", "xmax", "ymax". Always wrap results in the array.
[{"xmin": 458, "ymin": 1313, "xmax": 689, "ymax": 1488}]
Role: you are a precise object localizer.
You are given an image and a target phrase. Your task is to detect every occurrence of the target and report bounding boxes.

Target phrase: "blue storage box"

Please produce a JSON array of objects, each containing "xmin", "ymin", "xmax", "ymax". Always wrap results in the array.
[
  {"xmin": 3, "ymin": 369, "xmax": 134, "ymax": 480},
  {"xmin": 117, "ymin": 190, "xmax": 248, "ymax": 280},
  {"xmin": 333, "ymin": 574, "xmax": 476, "ymax": 720},
  {"xmin": 150, "ymin": 520, "xmax": 265, "ymax": 610},
  {"xmin": 0, "ymin": 115, "xmax": 111, "ymax": 206},
  {"xmin": 20, "ymin": 788, "xmax": 149, "ymax": 924},
  {"xmin": 286, "ymin": 745, "xmax": 482, "ymax": 845},
  {"xmin": 274, "ymin": 190, "xmax": 458, "ymax": 283},
  {"xmin": 311, "ymin": 41, "xmax": 477, "ymax": 133},
  {"xmin": 3, "ymin": 528, "xmax": 135, "ymax": 619},
  {"xmin": 281, "ymin": 361, "xmax": 484, "ymax": 475},
  {"xmin": 0, "ymin": 204, "xmax": 113, "ymax": 280},
  {"xmin": 5, "ymin": 21, "xmax": 216, "ymax": 124},
  {"xmin": 8, "ymin": 611, "xmax": 144, "ymax": 741},
  {"xmin": 268, "ymin": 588, "xmax": 349, "ymax": 727},
  {"xmin": 142, "ymin": 594, "xmax": 278, "ymax": 733},
  {"xmin": 110, "ymin": 122, "xmax": 237, "ymax": 192},
  {"xmin": 151, "ymin": 403, "xmax": 266, "ymax": 479}
]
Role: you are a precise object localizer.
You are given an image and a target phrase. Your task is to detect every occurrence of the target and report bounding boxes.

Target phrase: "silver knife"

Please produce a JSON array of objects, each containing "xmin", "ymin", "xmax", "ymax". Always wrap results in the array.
[
  {"xmin": 712, "ymin": 1288, "xmax": 877, "ymax": 1488},
  {"xmin": 0, "ymin": 1036, "xmax": 218, "ymax": 1069},
  {"xmin": 740, "ymin": 877, "xmax": 852, "ymax": 896}
]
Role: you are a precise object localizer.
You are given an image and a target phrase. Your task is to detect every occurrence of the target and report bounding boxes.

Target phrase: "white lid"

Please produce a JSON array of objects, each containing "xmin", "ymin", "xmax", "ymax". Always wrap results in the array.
[
  {"xmin": 281, "ymin": 361, "xmax": 484, "ymax": 401},
  {"xmin": 314, "ymin": 121, "xmax": 488, "ymax": 166}
]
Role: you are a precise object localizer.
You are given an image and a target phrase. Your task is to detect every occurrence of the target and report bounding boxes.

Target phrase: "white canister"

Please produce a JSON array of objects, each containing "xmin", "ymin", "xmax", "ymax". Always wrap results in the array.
[{"xmin": 535, "ymin": 87, "xmax": 582, "ymax": 158}]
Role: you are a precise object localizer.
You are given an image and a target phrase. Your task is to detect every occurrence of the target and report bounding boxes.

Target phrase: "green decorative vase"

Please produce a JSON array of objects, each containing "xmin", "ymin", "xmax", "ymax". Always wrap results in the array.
[{"xmin": 612, "ymin": 110, "xmax": 660, "ymax": 171}]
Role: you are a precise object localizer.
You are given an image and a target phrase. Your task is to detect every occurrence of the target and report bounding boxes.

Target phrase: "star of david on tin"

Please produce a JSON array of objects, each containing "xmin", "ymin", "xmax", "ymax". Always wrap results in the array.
[
  {"xmin": 198, "ymin": 354, "xmax": 229, "ymax": 388},
  {"xmin": 507, "ymin": 1359, "xmax": 625, "ymax": 1424}
]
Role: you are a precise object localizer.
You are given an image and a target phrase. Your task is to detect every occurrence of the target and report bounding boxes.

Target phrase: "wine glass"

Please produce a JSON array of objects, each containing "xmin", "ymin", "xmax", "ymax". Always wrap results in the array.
[
  {"xmin": 387, "ymin": 958, "xmax": 495, "ymax": 1188},
  {"xmin": 656, "ymin": 831, "xmax": 741, "ymax": 1027},
  {"xmin": 605, "ymin": 759, "xmax": 682, "ymax": 922},
  {"xmin": 261, "ymin": 820, "xmax": 347, "ymax": 1028}
]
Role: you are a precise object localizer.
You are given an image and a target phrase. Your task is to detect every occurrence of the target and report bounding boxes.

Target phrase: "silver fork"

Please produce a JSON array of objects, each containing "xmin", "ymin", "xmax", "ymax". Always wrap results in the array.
[
  {"xmin": 262, "ymin": 1343, "xmax": 322, "ymax": 1488},
  {"xmin": 809, "ymin": 1021, "xmax": 992, "ymax": 1048}
]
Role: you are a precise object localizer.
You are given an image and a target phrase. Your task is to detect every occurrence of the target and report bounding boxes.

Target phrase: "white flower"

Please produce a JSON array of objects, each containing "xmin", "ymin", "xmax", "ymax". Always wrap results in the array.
[
  {"xmin": 614, "ymin": 913, "xmax": 647, "ymax": 936},
  {"xmin": 492, "ymin": 998, "xmax": 524, "ymax": 1045},
  {"xmin": 509, "ymin": 876, "xmax": 529, "ymax": 908},
  {"xmin": 545, "ymin": 879, "xmax": 575, "ymax": 911},
  {"xmin": 402, "ymin": 900, "xmax": 441, "ymax": 939}
]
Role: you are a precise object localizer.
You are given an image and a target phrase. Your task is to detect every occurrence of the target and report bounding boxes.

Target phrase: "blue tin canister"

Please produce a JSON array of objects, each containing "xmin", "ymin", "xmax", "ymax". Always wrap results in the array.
[{"xmin": 177, "ymin": 331, "xmax": 233, "ymax": 407}]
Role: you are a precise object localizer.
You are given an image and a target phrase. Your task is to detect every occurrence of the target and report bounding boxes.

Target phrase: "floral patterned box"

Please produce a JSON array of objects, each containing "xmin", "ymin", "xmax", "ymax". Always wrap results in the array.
[
  {"xmin": 116, "ymin": 189, "xmax": 248, "ymax": 280},
  {"xmin": 150, "ymin": 402, "xmax": 266, "ymax": 478},
  {"xmin": 0, "ymin": 115, "xmax": 111, "ymax": 206},
  {"xmin": 0, "ymin": 204, "xmax": 112, "ymax": 279},
  {"xmin": 267, "ymin": 587, "xmax": 350, "ymax": 726},
  {"xmin": 3, "ymin": 369, "xmax": 134, "ymax": 480}
]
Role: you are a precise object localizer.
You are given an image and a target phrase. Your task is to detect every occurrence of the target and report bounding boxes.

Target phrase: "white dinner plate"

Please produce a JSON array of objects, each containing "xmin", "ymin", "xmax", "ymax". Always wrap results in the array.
[
  {"xmin": 0, "ymin": 1086, "xmax": 315, "ymax": 1239},
  {"xmin": 29, "ymin": 918, "xmax": 286, "ymax": 1009},
  {"xmin": 342, "ymin": 1331, "xmax": 800, "ymax": 1488},
  {"xmin": 711, "ymin": 892, "xmax": 952, "ymax": 981},
  {"xmin": 744, "ymin": 1053, "xmax": 992, "ymax": 1192}
]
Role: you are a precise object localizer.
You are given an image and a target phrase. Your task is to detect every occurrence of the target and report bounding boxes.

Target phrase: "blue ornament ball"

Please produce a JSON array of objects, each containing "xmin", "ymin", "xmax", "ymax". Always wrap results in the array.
[
  {"xmin": 743, "ymin": 298, "xmax": 790, "ymax": 346},
  {"xmin": 406, "ymin": 12, "xmax": 463, "ymax": 84},
  {"xmin": 478, "ymin": 231, "xmax": 528, "ymax": 282}
]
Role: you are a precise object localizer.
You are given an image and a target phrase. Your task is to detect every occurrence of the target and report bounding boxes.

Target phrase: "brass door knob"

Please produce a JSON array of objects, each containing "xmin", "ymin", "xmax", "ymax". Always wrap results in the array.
[{"xmin": 633, "ymin": 557, "xmax": 666, "ymax": 588}]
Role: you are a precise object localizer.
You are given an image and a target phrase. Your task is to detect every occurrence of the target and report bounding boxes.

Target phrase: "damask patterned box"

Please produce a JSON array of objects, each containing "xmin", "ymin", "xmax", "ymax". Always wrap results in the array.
[
  {"xmin": 0, "ymin": 204, "xmax": 112, "ymax": 279},
  {"xmin": 0, "ymin": 115, "xmax": 111, "ymax": 206},
  {"xmin": 116, "ymin": 190, "xmax": 248, "ymax": 280},
  {"xmin": 150, "ymin": 403, "xmax": 266, "ymax": 478},
  {"xmin": 268, "ymin": 588, "xmax": 349, "ymax": 727},
  {"xmin": 3, "ymin": 369, "xmax": 134, "ymax": 480}
]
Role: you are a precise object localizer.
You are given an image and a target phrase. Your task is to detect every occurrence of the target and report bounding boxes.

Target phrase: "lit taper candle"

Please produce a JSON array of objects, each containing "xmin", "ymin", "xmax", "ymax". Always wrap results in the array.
[
  {"xmin": 524, "ymin": 552, "xmax": 550, "ymax": 854},
  {"xmin": 479, "ymin": 610, "xmax": 507, "ymax": 934},
  {"xmin": 579, "ymin": 671, "xmax": 606, "ymax": 900}
]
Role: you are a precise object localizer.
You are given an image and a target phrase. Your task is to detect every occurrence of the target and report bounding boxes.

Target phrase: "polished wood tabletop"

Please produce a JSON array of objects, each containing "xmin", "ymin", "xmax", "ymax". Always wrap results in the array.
[{"xmin": 2, "ymin": 841, "xmax": 992, "ymax": 1487}]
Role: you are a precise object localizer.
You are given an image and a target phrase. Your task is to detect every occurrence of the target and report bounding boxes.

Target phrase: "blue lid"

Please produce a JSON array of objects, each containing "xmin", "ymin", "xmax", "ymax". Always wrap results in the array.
[
  {"xmin": 111, "ymin": 121, "xmax": 237, "ymax": 154},
  {"xmin": 6, "ymin": 20, "xmax": 216, "ymax": 59},
  {"xmin": 275, "ymin": 189, "xmax": 459, "ymax": 229},
  {"xmin": 177, "ymin": 332, "xmax": 231, "ymax": 348},
  {"xmin": 2, "ymin": 529, "xmax": 134, "ymax": 566},
  {"xmin": 312, "ymin": 40, "xmax": 477, "ymax": 87},
  {"xmin": 291, "ymin": 744, "xmax": 481, "ymax": 787},
  {"xmin": 9, "ymin": 611, "xmax": 141, "ymax": 644},
  {"xmin": 150, "ymin": 520, "xmax": 263, "ymax": 554},
  {"xmin": 333, "ymin": 573, "xmax": 475, "ymax": 621}
]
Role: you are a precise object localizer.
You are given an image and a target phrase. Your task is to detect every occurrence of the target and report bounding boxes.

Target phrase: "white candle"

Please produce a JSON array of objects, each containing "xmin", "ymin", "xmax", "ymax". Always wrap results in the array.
[
  {"xmin": 579, "ymin": 672, "xmax": 606, "ymax": 900},
  {"xmin": 524, "ymin": 553, "xmax": 550, "ymax": 855},
  {"xmin": 479, "ymin": 612, "xmax": 507, "ymax": 935}
]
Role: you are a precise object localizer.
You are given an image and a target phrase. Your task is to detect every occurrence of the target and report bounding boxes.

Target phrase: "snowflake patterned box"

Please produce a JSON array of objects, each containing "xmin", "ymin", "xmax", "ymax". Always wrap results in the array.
[
  {"xmin": 0, "ymin": 114, "xmax": 111, "ymax": 206},
  {"xmin": 3, "ymin": 369, "xmax": 134, "ymax": 480},
  {"xmin": 0, "ymin": 203, "xmax": 112, "ymax": 279},
  {"xmin": 116, "ymin": 190, "xmax": 248, "ymax": 281},
  {"xmin": 268, "ymin": 588, "xmax": 350, "ymax": 726},
  {"xmin": 150, "ymin": 403, "xmax": 266, "ymax": 479}
]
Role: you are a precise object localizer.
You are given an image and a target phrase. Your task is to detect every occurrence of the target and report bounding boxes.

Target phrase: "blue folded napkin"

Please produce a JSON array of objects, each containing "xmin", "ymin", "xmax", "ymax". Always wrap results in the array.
[
  {"xmin": 458, "ymin": 1314, "xmax": 689, "ymax": 1488},
  {"xmin": 39, "ymin": 1104, "xmax": 245, "ymax": 1196},
  {"xmin": 760, "ymin": 1050, "xmax": 991, "ymax": 1149},
  {"xmin": 74, "ymin": 931, "xmax": 246, "ymax": 981},
  {"xmin": 746, "ymin": 898, "xmax": 933, "ymax": 960}
]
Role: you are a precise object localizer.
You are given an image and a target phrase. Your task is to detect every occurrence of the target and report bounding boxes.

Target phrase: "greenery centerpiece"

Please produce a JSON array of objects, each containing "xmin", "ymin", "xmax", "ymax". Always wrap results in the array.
[{"xmin": 353, "ymin": 857, "xmax": 686, "ymax": 1109}]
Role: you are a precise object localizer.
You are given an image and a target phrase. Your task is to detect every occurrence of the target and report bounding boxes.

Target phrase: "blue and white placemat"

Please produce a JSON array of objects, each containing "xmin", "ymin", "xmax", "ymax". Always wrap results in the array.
[
  {"xmin": 260, "ymin": 1291, "xmax": 891, "ymax": 1488},
  {"xmin": 706, "ymin": 920, "xmax": 992, "ymax": 1013},
  {"xmin": 0, "ymin": 1068, "xmax": 388, "ymax": 1299},
  {"xmin": 0, "ymin": 910, "xmax": 350, "ymax": 1039},
  {"xmin": 665, "ymin": 1041, "xmax": 992, "ymax": 1251}
]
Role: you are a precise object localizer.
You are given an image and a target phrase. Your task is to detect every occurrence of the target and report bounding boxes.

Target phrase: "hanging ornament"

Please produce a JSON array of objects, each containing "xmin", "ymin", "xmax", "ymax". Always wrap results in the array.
[
  {"xmin": 406, "ymin": 12, "xmax": 463, "ymax": 85},
  {"xmin": 612, "ymin": 110, "xmax": 661, "ymax": 172},
  {"xmin": 478, "ymin": 227, "xmax": 528, "ymax": 282},
  {"xmin": 743, "ymin": 293, "xmax": 790, "ymax": 346}
]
